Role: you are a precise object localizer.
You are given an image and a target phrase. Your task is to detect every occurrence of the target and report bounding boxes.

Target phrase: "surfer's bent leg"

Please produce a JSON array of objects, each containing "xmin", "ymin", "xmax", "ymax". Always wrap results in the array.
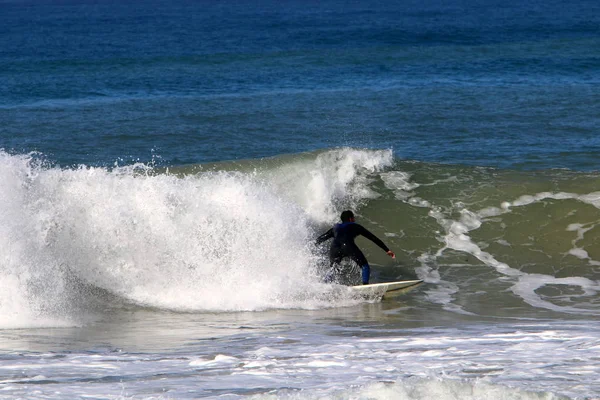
[
  {"xmin": 361, "ymin": 264, "xmax": 370, "ymax": 285},
  {"xmin": 349, "ymin": 248, "xmax": 370, "ymax": 284}
]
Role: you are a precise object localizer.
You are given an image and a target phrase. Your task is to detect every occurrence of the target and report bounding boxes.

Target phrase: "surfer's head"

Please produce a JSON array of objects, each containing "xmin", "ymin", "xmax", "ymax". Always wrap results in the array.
[{"xmin": 340, "ymin": 210, "xmax": 355, "ymax": 223}]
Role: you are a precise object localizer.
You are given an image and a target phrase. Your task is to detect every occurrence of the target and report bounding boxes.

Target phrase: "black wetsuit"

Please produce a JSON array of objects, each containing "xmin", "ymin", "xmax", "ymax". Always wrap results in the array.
[{"xmin": 316, "ymin": 222, "xmax": 390, "ymax": 284}]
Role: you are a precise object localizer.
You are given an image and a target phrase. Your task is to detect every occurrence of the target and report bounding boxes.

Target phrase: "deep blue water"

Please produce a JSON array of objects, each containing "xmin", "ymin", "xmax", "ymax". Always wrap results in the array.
[{"xmin": 1, "ymin": 0, "xmax": 600, "ymax": 168}]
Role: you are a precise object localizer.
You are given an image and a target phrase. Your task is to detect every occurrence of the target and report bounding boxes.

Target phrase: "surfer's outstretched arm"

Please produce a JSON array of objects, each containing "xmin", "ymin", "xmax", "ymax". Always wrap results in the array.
[
  {"xmin": 358, "ymin": 225, "xmax": 396, "ymax": 259},
  {"xmin": 316, "ymin": 228, "xmax": 333, "ymax": 245}
]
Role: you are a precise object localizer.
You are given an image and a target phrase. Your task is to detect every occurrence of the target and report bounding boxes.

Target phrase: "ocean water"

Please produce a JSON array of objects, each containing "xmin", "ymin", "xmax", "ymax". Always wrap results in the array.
[{"xmin": 1, "ymin": 0, "xmax": 600, "ymax": 399}]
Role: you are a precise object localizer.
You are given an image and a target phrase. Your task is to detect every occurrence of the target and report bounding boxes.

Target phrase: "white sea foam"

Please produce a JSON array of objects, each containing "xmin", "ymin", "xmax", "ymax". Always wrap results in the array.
[
  {"xmin": 565, "ymin": 222, "xmax": 600, "ymax": 266},
  {"xmin": 419, "ymin": 204, "xmax": 521, "ymax": 314},
  {"xmin": 254, "ymin": 378, "xmax": 568, "ymax": 400},
  {"xmin": 0, "ymin": 149, "xmax": 392, "ymax": 328},
  {"xmin": 380, "ymin": 170, "xmax": 420, "ymax": 201},
  {"xmin": 502, "ymin": 191, "xmax": 600, "ymax": 211},
  {"xmin": 380, "ymin": 170, "xmax": 433, "ymax": 208},
  {"xmin": 1, "ymin": 322, "xmax": 594, "ymax": 399},
  {"xmin": 512, "ymin": 274, "xmax": 600, "ymax": 315}
]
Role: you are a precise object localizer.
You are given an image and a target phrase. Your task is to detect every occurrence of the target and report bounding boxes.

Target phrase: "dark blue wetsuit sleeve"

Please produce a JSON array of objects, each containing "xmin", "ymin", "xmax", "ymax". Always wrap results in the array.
[
  {"xmin": 316, "ymin": 228, "xmax": 334, "ymax": 245},
  {"xmin": 358, "ymin": 225, "xmax": 390, "ymax": 252}
]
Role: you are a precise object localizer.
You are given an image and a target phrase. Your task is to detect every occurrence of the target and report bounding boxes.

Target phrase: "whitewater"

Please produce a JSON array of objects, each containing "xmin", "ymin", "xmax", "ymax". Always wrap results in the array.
[{"xmin": 0, "ymin": 148, "xmax": 599, "ymax": 399}]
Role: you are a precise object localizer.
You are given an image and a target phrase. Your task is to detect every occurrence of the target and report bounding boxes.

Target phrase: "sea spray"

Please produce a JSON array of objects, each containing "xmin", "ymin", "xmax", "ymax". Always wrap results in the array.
[
  {"xmin": 0, "ymin": 148, "xmax": 394, "ymax": 327},
  {"xmin": 0, "ymin": 152, "xmax": 75, "ymax": 327},
  {"xmin": 261, "ymin": 148, "xmax": 394, "ymax": 223}
]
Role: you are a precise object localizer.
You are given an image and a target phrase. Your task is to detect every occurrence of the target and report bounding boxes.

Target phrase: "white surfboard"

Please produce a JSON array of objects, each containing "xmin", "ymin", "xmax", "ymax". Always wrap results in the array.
[{"xmin": 349, "ymin": 279, "xmax": 423, "ymax": 299}]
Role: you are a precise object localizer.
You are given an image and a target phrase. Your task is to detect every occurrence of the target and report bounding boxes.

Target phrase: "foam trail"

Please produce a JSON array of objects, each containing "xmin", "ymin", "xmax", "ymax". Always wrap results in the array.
[
  {"xmin": 489, "ymin": 191, "xmax": 600, "ymax": 314},
  {"xmin": 512, "ymin": 274, "xmax": 600, "ymax": 315},
  {"xmin": 431, "ymin": 191, "xmax": 600, "ymax": 315},
  {"xmin": 382, "ymin": 171, "xmax": 600, "ymax": 316}
]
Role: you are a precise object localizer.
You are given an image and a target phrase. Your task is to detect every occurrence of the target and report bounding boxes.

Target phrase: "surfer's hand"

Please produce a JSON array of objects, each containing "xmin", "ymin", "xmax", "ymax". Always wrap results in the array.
[{"xmin": 387, "ymin": 250, "xmax": 395, "ymax": 259}]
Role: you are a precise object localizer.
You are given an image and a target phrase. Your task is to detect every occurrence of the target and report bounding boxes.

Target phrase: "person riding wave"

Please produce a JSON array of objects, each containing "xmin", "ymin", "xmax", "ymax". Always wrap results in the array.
[{"xmin": 316, "ymin": 210, "xmax": 395, "ymax": 284}]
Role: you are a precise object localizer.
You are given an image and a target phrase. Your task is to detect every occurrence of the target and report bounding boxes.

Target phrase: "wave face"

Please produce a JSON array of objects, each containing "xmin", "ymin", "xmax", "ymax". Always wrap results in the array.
[
  {"xmin": 374, "ymin": 161, "xmax": 600, "ymax": 319},
  {"xmin": 2, "ymin": 148, "xmax": 600, "ymax": 328}
]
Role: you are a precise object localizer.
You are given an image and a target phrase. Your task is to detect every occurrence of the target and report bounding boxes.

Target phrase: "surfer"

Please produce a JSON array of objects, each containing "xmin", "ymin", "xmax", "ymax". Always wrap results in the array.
[{"xmin": 316, "ymin": 210, "xmax": 395, "ymax": 284}]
